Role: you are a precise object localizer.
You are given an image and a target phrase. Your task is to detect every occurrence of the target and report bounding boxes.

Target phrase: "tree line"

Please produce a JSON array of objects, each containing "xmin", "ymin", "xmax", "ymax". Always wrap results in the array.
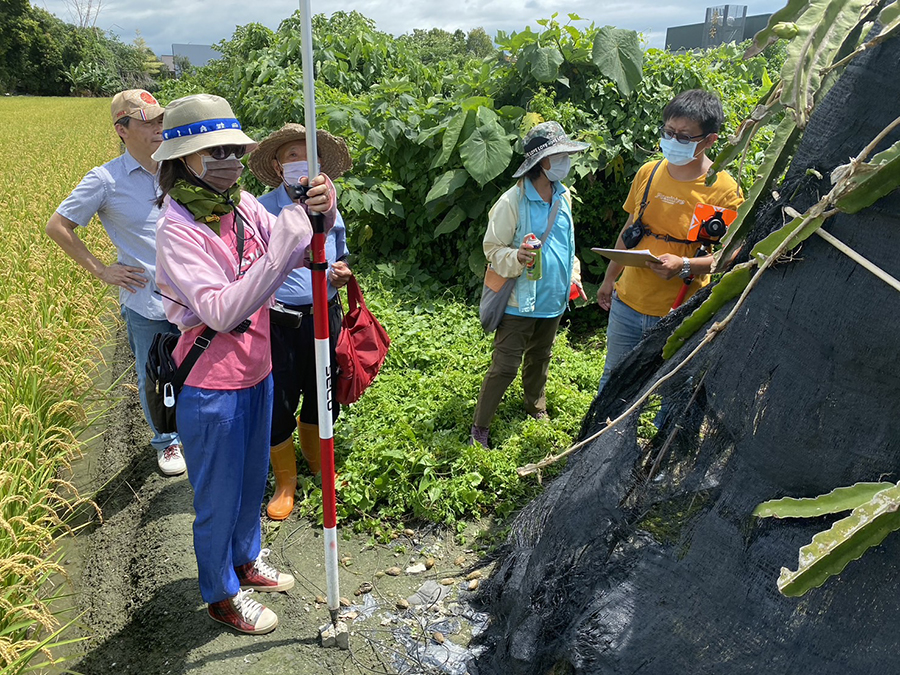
[{"xmin": 0, "ymin": 0, "xmax": 165, "ymax": 96}]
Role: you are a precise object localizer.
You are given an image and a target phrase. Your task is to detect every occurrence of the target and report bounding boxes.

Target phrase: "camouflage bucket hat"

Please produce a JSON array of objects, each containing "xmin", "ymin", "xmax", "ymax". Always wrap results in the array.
[{"xmin": 512, "ymin": 121, "xmax": 590, "ymax": 178}]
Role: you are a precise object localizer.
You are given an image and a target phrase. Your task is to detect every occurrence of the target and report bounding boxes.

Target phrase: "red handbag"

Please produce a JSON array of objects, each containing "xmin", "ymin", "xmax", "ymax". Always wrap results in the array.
[{"xmin": 335, "ymin": 276, "xmax": 390, "ymax": 405}]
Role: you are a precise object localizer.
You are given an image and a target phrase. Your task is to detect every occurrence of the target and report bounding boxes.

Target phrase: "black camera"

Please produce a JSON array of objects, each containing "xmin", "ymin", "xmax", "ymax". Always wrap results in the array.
[
  {"xmin": 697, "ymin": 213, "xmax": 728, "ymax": 241},
  {"xmin": 285, "ymin": 183, "xmax": 310, "ymax": 203},
  {"xmin": 622, "ymin": 219, "xmax": 646, "ymax": 249}
]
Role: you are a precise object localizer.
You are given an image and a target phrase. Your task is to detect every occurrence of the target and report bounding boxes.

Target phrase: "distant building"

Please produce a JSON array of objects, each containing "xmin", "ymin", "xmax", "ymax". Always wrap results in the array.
[
  {"xmin": 666, "ymin": 5, "xmax": 772, "ymax": 52},
  {"xmin": 159, "ymin": 44, "xmax": 220, "ymax": 77}
]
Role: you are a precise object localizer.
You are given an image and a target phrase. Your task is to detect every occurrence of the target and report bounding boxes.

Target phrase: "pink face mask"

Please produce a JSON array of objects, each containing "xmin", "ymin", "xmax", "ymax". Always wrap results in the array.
[{"xmin": 190, "ymin": 154, "xmax": 244, "ymax": 192}]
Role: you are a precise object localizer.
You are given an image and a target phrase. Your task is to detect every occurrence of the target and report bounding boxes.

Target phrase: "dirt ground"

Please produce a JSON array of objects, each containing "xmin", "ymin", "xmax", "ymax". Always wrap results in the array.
[{"xmin": 58, "ymin": 331, "xmax": 495, "ymax": 675}]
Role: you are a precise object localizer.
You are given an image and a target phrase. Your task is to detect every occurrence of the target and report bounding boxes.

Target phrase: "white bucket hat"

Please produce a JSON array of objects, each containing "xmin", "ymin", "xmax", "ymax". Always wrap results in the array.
[{"xmin": 151, "ymin": 94, "xmax": 258, "ymax": 162}]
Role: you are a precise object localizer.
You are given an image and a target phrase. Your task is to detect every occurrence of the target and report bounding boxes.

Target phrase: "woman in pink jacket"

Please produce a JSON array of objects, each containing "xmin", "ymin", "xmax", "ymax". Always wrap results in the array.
[{"xmin": 152, "ymin": 94, "xmax": 336, "ymax": 635}]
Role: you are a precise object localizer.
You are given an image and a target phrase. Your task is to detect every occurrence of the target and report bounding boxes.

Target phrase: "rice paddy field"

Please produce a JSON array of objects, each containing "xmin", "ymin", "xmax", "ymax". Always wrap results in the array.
[{"xmin": 0, "ymin": 97, "xmax": 120, "ymax": 672}]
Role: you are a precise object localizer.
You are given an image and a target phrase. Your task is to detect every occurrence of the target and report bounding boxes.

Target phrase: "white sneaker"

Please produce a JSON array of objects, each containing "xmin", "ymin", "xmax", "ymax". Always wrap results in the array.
[{"xmin": 157, "ymin": 443, "xmax": 186, "ymax": 476}]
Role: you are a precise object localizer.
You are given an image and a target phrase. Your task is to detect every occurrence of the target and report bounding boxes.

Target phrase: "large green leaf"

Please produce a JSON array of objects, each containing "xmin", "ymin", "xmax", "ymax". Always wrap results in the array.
[
  {"xmin": 662, "ymin": 263, "xmax": 753, "ymax": 359},
  {"xmin": 755, "ymin": 482, "xmax": 895, "ymax": 518},
  {"xmin": 366, "ymin": 127, "xmax": 385, "ymax": 150},
  {"xmin": 834, "ymin": 138, "xmax": 900, "ymax": 214},
  {"xmin": 714, "ymin": 116, "xmax": 802, "ymax": 268},
  {"xmin": 434, "ymin": 205, "xmax": 466, "ymax": 236},
  {"xmin": 425, "ymin": 168, "xmax": 470, "ymax": 204},
  {"xmin": 591, "ymin": 26, "xmax": 642, "ymax": 97},
  {"xmin": 461, "ymin": 96, "xmax": 494, "ymax": 111},
  {"xmin": 459, "ymin": 115, "xmax": 514, "ymax": 186},
  {"xmin": 431, "ymin": 110, "xmax": 468, "ymax": 169},
  {"xmin": 777, "ymin": 483, "xmax": 900, "ymax": 597},
  {"xmin": 518, "ymin": 43, "xmax": 564, "ymax": 83},
  {"xmin": 469, "ymin": 248, "xmax": 487, "ymax": 277}
]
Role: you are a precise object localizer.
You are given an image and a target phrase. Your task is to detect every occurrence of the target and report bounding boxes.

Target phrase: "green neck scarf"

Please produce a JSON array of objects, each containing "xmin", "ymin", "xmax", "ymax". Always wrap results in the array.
[{"xmin": 169, "ymin": 180, "xmax": 241, "ymax": 235}]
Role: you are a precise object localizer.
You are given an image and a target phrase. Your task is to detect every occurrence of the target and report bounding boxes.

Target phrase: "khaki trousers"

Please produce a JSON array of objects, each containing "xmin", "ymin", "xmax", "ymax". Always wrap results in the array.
[{"xmin": 473, "ymin": 313, "xmax": 562, "ymax": 428}]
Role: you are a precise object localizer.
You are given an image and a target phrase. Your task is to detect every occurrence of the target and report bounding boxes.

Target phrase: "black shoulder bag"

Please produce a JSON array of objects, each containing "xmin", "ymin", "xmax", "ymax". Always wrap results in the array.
[
  {"xmin": 145, "ymin": 326, "xmax": 216, "ymax": 433},
  {"xmin": 622, "ymin": 160, "xmax": 663, "ymax": 249}
]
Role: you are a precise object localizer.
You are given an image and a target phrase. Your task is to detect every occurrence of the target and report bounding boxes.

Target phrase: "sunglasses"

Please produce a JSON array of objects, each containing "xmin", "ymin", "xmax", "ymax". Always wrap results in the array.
[
  {"xmin": 658, "ymin": 126, "xmax": 709, "ymax": 145},
  {"xmin": 207, "ymin": 145, "xmax": 248, "ymax": 160}
]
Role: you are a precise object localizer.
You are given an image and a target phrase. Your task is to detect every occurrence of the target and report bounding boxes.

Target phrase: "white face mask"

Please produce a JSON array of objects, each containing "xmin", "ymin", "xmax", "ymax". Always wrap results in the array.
[
  {"xmin": 543, "ymin": 154, "xmax": 571, "ymax": 182},
  {"xmin": 282, "ymin": 160, "xmax": 309, "ymax": 186}
]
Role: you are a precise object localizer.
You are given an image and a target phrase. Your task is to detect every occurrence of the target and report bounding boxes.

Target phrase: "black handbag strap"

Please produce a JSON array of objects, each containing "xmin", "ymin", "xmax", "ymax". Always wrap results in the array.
[
  {"xmin": 634, "ymin": 160, "xmax": 663, "ymax": 226},
  {"xmin": 234, "ymin": 203, "xmax": 246, "ymax": 279},
  {"xmin": 172, "ymin": 326, "xmax": 217, "ymax": 391}
]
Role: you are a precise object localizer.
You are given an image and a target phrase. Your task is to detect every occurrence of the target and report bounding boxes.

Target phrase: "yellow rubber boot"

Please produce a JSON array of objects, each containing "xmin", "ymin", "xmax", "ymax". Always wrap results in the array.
[
  {"xmin": 297, "ymin": 420, "xmax": 322, "ymax": 475},
  {"xmin": 266, "ymin": 438, "xmax": 297, "ymax": 521}
]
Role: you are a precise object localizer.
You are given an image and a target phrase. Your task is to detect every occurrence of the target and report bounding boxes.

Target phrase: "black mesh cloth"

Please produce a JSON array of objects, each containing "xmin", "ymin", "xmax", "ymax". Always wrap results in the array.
[{"xmin": 476, "ymin": 30, "xmax": 900, "ymax": 675}]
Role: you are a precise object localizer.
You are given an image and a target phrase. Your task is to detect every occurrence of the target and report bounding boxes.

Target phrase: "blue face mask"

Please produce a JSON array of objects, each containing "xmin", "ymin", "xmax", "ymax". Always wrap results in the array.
[{"xmin": 660, "ymin": 136, "xmax": 700, "ymax": 166}]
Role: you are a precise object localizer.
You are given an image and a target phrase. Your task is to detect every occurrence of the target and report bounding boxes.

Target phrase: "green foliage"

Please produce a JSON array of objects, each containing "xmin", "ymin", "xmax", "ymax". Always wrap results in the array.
[
  {"xmin": 834, "ymin": 138, "xmax": 900, "ymax": 214},
  {"xmin": 773, "ymin": 483, "xmax": 900, "ymax": 597},
  {"xmin": 65, "ymin": 60, "xmax": 120, "ymax": 96},
  {"xmin": 397, "ymin": 27, "xmax": 493, "ymax": 65},
  {"xmin": 293, "ymin": 272, "xmax": 603, "ymax": 528},
  {"xmin": 714, "ymin": 114, "xmax": 801, "ymax": 265},
  {"xmin": 162, "ymin": 13, "xmax": 780, "ymax": 291},
  {"xmin": 0, "ymin": 0, "xmax": 163, "ymax": 95},
  {"xmin": 591, "ymin": 26, "xmax": 643, "ymax": 96},
  {"xmin": 754, "ymin": 482, "xmax": 896, "ymax": 518},
  {"xmin": 662, "ymin": 262, "xmax": 753, "ymax": 359}
]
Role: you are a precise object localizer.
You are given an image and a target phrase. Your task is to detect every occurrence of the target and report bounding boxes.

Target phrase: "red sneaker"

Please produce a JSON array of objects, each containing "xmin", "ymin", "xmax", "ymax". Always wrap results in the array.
[
  {"xmin": 235, "ymin": 548, "xmax": 295, "ymax": 592},
  {"xmin": 208, "ymin": 589, "xmax": 278, "ymax": 634}
]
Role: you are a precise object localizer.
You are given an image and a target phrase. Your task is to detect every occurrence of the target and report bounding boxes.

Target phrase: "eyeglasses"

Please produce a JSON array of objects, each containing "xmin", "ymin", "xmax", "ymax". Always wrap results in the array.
[
  {"xmin": 659, "ymin": 126, "xmax": 708, "ymax": 145},
  {"xmin": 208, "ymin": 145, "xmax": 247, "ymax": 160}
]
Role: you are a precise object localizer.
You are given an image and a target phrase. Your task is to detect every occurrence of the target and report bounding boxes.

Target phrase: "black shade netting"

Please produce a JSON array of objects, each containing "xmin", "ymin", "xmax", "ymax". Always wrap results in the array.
[{"xmin": 475, "ymin": 29, "xmax": 900, "ymax": 675}]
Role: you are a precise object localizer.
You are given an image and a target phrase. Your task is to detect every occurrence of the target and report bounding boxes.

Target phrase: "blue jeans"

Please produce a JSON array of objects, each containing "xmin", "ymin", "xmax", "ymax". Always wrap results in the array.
[
  {"xmin": 177, "ymin": 375, "xmax": 273, "ymax": 603},
  {"xmin": 597, "ymin": 292, "xmax": 663, "ymax": 396},
  {"xmin": 122, "ymin": 305, "xmax": 181, "ymax": 451}
]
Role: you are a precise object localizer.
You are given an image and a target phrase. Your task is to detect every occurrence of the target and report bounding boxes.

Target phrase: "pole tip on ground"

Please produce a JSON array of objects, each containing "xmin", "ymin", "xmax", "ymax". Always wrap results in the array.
[{"xmin": 319, "ymin": 621, "xmax": 349, "ymax": 650}]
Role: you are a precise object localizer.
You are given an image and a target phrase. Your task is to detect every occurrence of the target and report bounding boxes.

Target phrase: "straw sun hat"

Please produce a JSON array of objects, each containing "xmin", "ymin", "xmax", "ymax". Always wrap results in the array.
[
  {"xmin": 512, "ymin": 121, "xmax": 589, "ymax": 178},
  {"xmin": 151, "ymin": 94, "xmax": 258, "ymax": 162},
  {"xmin": 248, "ymin": 123, "xmax": 353, "ymax": 187}
]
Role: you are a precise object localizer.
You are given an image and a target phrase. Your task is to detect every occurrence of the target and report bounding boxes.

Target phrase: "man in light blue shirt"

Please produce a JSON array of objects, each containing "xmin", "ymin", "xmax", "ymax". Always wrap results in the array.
[{"xmin": 45, "ymin": 89, "xmax": 185, "ymax": 476}]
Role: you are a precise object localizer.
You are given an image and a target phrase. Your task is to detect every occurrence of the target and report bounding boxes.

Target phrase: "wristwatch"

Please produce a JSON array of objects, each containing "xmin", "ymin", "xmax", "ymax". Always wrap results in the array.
[{"xmin": 678, "ymin": 257, "xmax": 692, "ymax": 279}]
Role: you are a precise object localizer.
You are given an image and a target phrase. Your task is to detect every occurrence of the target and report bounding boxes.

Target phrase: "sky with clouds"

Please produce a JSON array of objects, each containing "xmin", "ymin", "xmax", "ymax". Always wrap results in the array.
[{"xmin": 36, "ymin": 0, "xmax": 787, "ymax": 59}]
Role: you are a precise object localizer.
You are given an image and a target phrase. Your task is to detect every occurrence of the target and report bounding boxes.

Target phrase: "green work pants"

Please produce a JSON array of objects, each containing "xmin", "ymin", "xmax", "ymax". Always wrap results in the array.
[{"xmin": 473, "ymin": 313, "xmax": 562, "ymax": 428}]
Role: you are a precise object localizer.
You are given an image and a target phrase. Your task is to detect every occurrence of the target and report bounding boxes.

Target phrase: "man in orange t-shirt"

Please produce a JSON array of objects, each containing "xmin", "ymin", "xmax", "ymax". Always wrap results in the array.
[{"xmin": 596, "ymin": 89, "xmax": 743, "ymax": 395}]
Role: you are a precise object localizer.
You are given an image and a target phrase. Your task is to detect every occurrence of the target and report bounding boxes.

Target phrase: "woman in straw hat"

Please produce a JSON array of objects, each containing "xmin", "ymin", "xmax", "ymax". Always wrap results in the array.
[
  {"xmin": 470, "ymin": 121, "xmax": 589, "ymax": 449},
  {"xmin": 152, "ymin": 94, "xmax": 337, "ymax": 635},
  {"xmin": 248, "ymin": 123, "xmax": 352, "ymax": 521}
]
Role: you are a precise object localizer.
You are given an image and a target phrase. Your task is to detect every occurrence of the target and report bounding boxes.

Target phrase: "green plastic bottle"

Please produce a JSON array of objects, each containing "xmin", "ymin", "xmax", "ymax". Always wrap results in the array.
[{"xmin": 524, "ymin": 234, "xmax": 542, "ymax": 281}]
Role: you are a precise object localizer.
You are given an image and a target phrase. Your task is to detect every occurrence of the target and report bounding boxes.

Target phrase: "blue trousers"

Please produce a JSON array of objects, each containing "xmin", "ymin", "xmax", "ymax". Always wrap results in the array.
[
  {"xmin": 177, "ymin": 375, "xmax": 273, "ymax": 604},
  {"xmin": 121, "ymin": 306, "xmax": 181, "ymax": 451},
  {"xmin": 597, "ymin": 292, "xmax": 663, "ymax": 396}
]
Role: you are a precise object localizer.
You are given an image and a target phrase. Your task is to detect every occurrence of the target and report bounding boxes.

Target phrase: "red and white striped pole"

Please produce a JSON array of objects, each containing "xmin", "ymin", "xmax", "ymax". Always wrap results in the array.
[{"xmin": 299, "ymin": 0, "xmax": 341, "ymax": 630}]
